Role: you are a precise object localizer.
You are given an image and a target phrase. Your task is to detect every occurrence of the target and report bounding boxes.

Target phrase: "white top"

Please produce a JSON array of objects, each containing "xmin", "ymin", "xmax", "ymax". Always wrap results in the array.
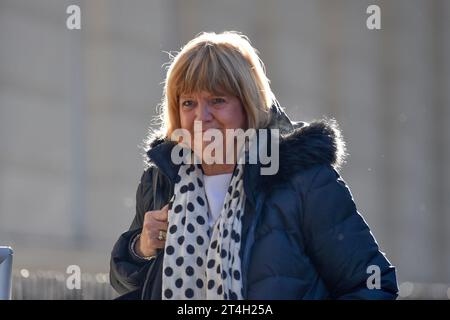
[{"xmin": 203, "ymin": 173, "xmax": 233, "ymax": 229}]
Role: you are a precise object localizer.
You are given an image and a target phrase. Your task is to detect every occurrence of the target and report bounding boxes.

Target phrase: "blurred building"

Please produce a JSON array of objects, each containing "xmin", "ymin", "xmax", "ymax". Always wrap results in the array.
[{"xmin": 1, "ymin": 0, "xmax": 449, "ymax": 298}]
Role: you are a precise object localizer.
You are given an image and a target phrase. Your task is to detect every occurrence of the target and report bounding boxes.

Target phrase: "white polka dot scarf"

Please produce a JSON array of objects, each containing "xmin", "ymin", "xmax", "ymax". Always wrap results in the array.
[{"xmin": 162, "ymin": 161, "xmax": 246, "ymax": 300}]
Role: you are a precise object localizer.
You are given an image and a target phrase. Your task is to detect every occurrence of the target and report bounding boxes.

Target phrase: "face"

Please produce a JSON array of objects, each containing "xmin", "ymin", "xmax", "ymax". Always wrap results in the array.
[{"xmin": 179, "ymin": 91, "xmax": 247, "ymax": 163}]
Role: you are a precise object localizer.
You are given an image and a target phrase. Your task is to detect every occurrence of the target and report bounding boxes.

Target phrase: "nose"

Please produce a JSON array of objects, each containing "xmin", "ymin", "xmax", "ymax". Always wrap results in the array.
[{"xmin": 195, "ymin": 100, "xmax": 213, "ymax": 122}]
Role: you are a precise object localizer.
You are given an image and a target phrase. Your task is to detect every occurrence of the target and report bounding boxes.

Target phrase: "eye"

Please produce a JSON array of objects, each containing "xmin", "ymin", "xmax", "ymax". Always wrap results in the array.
[
  {"xmin": 211, "ymin": 97, "xmax": 226, "ymax": 104},
  {"xmin": 181, "ymin": 100, "xmax": 194, "ymax": 108}
]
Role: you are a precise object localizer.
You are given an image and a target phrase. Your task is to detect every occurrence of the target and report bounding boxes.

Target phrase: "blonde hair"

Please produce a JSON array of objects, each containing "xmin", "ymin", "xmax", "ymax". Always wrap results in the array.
[{"xmin": 157, "ymin": 31, "xmax": 277, "ymax": 138}]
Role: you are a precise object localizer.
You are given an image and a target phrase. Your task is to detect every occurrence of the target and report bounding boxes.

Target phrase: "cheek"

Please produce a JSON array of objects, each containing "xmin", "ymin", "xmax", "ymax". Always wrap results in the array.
[
  {"xmin": 238, "ymin": 108, "xmax": 247, "ymax": 128},
  {"xmin": 230, "ymin": 105, "xmax": 247, "ymax": 129},
  {"xmin": 217, "ymin": 104, "xmax": 247, "ymax": 129},
  {"xmin": 179, "ymin": 111, "xmax": 192, "ymax": 130}
]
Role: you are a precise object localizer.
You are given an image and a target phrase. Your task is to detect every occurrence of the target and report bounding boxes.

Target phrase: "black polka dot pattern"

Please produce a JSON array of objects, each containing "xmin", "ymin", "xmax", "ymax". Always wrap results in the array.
[
  {"xmin": 162, "ymin": 159, "xmax": 246, "ymax": 300},
  {"xmin": 197, "ymin": 196, "xmax": 205, "ymax": 206}
]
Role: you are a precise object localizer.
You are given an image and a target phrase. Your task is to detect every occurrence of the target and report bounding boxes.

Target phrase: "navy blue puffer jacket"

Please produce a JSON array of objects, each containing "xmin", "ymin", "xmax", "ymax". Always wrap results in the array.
[{"xmin": 110, "ymin": 104, "xmax": 398, "ymax": 299}]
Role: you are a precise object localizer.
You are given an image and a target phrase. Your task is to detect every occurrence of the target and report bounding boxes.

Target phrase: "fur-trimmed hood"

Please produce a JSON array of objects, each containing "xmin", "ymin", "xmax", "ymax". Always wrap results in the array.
[
  {"xmin": 269, "ymin": 117, "xmax": 347, "ymax": 185},
  {"xmin": 144, "ymin": 102, "xmax": 347, "ymax": 186}
]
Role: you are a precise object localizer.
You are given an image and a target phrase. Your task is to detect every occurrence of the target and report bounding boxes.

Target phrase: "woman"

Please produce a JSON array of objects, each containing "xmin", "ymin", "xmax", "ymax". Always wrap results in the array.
[{"xmin": 110, "ymin": 31, "xmax": 398, "ymax": 300}]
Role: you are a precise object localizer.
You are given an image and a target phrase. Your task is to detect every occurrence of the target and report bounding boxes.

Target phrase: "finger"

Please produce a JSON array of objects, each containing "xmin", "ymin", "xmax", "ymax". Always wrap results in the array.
[
  {"xmin": 161, "ymin": 203, "xmax": 169, "ymax": 215},
  {"xmin": 146, "ymin": 219, "xmax": 168, "ymax": 232},
  {"xmin": 143, "ymin": 221, "xmax": 168, "ymax": 235},
  {"xmin": 143, "ymin": 211, "xmax": 154, "ymax": 222},
  {"xmin": 143, "ymin": 209, "xmax": 167, "ymax": 223},
  {"xmin": 148, "ymin": 230, "xmax": 167, "ymax": 246},
  {"xmin": 153, "ymin": 205, "xmax": 169, "ymax": 222},
  {"xmin": 141, "ymin": 230, "xmax": 166, "ymax": 247}
]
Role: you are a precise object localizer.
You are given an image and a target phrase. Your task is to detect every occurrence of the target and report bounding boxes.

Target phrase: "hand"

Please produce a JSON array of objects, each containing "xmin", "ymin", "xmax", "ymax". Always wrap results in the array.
[{"xmin": 136, "ymin": 204, "xmax": 169, "ymax": 257}]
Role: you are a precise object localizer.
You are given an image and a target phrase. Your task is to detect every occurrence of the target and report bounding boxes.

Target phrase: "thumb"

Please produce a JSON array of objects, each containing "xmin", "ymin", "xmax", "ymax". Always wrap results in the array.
[{"xmin": 153, "ymin": 203, "xmax": 169, "ymax": 221}]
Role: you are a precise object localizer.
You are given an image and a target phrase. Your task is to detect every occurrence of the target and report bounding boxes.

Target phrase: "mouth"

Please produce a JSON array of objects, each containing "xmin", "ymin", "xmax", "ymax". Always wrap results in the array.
[{"xmin": 194, "ymin": 128, "xmax": 222, "ymax": 133}]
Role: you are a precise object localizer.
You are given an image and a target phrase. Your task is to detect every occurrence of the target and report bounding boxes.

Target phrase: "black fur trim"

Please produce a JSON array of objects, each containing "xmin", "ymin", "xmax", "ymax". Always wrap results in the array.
[{"xmin": 142, "ymin": 118, "xmax": 347, "ymax": 183}]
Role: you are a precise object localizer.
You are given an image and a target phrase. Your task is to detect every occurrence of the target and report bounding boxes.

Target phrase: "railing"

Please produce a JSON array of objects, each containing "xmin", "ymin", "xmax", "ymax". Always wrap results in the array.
[
  {"xmin": 7, "ymin": 268, "xmax": 450, "ymax": 300},
  {"xmin": 11, "ymin": 269, "xmax": 118, "ymax": 300}
]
